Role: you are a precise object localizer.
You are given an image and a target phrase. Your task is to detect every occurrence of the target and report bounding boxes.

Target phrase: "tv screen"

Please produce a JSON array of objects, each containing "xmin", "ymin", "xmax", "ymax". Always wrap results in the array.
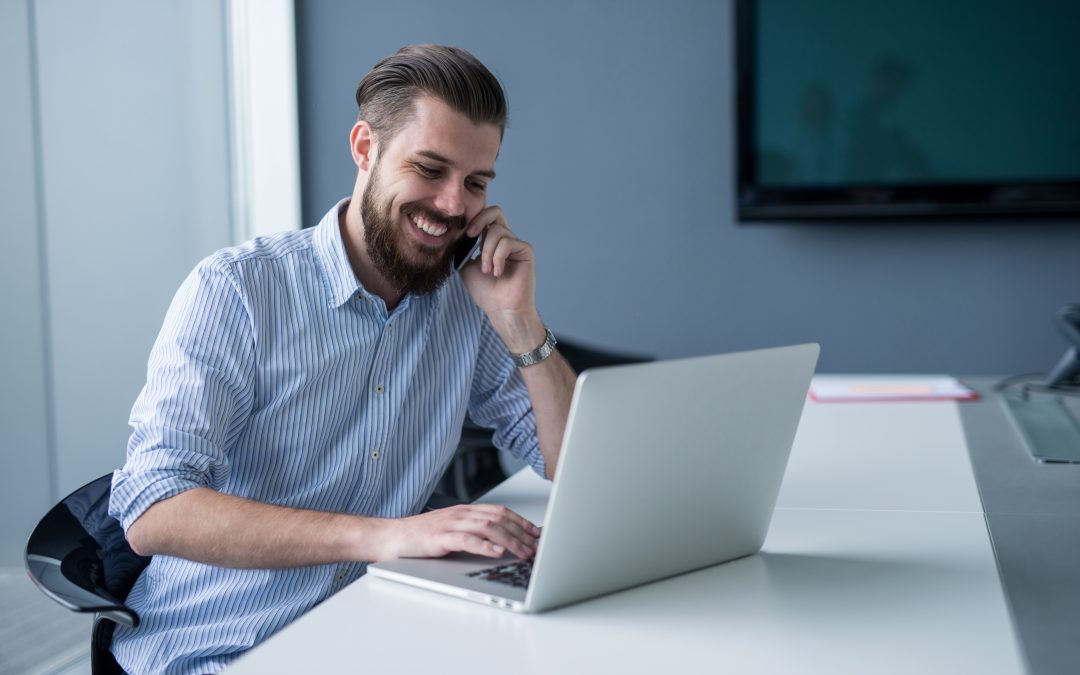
[{"xmin": 736, "ymin": 0, "xmax": 1080, "ymax": 220}]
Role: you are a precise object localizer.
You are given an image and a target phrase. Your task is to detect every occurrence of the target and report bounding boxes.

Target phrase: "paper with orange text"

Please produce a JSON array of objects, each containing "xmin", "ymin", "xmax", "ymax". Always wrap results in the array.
[{"xmin": 809, "ymin": 376, "xmax": 978, "ymax": 402}]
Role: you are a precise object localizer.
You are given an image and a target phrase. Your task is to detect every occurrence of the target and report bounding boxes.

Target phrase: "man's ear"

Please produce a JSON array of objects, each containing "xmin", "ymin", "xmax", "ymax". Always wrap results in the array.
[{"xmin": 350, "ymin": 121, "xmax": 375, "ymax": 170}]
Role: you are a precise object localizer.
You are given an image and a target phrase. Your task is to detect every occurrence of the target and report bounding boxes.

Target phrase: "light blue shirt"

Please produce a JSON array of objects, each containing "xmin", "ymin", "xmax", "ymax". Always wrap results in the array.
[{"xmin": 109, "ymin": 200, "xmax": 543, "ymax": 675}]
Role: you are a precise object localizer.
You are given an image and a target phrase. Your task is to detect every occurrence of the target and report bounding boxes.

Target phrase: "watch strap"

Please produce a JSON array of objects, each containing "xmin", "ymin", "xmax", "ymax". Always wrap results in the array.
[{"xmin": 512, "ymin": 328, "xmax": 557, "ymax": 368}]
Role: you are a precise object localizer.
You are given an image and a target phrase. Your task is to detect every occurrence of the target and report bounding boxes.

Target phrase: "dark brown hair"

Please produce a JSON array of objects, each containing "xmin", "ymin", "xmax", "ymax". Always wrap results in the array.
[{"xmin": 355, "ymin": 44, "xmax": 507, "ymax": 145}]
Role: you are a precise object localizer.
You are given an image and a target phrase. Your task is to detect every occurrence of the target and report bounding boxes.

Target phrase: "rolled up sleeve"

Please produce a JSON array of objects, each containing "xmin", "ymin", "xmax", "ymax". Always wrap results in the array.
[
  {"xmin": 467, "ymin": 316, "xmax": 546, "ymax": 478},
  {"xmin": 110, "ymin": 255, "xmax": 256, "ymax": 531}
]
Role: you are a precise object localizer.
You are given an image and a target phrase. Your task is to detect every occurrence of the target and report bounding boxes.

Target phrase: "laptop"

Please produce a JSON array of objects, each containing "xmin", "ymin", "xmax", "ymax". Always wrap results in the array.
[{"xmin": 367, "ymin": 343, "xmax": 820, "ymax": 612}]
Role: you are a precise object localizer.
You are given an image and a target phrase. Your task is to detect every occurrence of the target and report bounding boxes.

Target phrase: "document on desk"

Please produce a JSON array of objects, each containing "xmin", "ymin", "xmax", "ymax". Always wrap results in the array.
[{"xmin": 809, "ymin": 376, "xmax": 978, "ymax": 402}]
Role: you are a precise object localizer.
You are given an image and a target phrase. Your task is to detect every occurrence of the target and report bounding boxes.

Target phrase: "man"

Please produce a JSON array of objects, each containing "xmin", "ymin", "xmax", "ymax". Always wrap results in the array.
[{"xmin": 109, "ymin": 44, "xmax": 576, "ymax": 674}]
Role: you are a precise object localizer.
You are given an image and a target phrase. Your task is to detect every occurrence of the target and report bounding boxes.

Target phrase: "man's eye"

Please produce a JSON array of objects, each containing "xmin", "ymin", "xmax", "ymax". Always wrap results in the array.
[
  {"xmin": 467, "ymin": 180, "xmax": 488, "ymax": 193},
  {"xmin": 416, "ymin": 164, "xmax": 439, "ymax": 177}
]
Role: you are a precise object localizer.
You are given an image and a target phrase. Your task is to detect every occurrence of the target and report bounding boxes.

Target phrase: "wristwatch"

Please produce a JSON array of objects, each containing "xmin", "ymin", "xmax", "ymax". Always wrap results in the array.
[{"xmin": 512, "ymin": 328, "xmax": 557, "ymax": 368}]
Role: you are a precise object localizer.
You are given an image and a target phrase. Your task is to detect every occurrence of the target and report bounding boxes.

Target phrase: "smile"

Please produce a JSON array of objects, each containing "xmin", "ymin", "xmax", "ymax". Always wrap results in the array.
[{"xmin": 407, "ymin": 212, "xmax": 448, "ymax": 238}]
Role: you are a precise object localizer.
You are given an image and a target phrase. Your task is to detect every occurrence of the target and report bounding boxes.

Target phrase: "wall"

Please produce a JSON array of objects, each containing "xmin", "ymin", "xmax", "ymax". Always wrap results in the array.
[
  {"xmin": 295, "ymin": 0, "xmax": 1080, "ymax": 375},
  {"xmin": 0, "ymin": 0, "xmax": 233, "ymax": 566},
  {"xmin": 0, "ymin": 0, "xmax": 53, "ymax": 569}
]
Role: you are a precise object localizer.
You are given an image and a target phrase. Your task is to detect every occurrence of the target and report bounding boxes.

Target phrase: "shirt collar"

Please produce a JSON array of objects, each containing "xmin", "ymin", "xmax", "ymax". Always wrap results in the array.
[
  {"xmin": 312, "ymin": 198, "xmax": 445, "ymax": 314},
  {"xmin": 314, "ymin": 198, "xmax": 364, "ymax": 309}
]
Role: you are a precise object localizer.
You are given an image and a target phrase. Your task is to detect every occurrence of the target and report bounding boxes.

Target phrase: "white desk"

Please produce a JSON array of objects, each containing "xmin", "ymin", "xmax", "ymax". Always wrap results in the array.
[{"xmin": 227, "ymin": 395, "xmax": 1026, "ymax": 674}]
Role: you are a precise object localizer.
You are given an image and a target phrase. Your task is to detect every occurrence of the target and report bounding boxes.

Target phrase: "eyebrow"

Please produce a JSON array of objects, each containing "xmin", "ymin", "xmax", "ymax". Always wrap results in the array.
[{"xmin": 415, "ymin": 150, "xmax": 496, "ymax": 180}]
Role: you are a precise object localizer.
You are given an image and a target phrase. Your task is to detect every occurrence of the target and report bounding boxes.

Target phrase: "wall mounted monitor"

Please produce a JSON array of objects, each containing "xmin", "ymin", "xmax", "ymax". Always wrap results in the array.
[{"xmin": 736, "ymin": 0, "xmax": 1080, "ymax": 220}]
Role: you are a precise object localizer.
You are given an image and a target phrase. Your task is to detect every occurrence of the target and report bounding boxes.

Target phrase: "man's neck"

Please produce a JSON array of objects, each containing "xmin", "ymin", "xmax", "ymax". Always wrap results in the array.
[{"xmin": 339, "ymin": 200, "xmax": 405, "ymax": 311}]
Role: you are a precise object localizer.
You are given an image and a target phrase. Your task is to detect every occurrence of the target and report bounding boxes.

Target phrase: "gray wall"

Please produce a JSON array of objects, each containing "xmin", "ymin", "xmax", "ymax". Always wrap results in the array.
[
  {"xmin": 295, "ymin": 0, "xmax": 1080, "ymax": 375},
  {"xmin": 1, "ymin": 0, "xmax": 53, "ymax": 569},
  {"xmin": 0, "ymin": 0, "xmax": 233, "ymax": 566}
]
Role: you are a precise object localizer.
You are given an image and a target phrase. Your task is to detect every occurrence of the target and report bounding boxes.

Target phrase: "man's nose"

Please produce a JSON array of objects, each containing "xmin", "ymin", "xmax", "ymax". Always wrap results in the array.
[{"xmin": 433, "ymin": 181, "xmax": 466, "ymax": 218}]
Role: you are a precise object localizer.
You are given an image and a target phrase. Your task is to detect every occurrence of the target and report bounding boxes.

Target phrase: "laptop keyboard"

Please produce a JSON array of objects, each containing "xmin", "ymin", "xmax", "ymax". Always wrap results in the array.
[{"xmin": 466, "ymin": 559, "xmax": 533, "ymax": 589}]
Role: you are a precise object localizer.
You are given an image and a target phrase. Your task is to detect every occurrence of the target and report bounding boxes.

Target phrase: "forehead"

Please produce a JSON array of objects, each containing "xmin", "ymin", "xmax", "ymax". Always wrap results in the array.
[{"xmin": 384, "ymin": 95, "xmax": 501, "ymax": 171}]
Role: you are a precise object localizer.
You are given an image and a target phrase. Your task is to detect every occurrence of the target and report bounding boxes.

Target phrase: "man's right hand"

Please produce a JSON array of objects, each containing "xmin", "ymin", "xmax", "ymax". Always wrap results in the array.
[
  {"xmin": 376, "ymin": 504, "xmax": 541, "ymax": 561},
  {"xmin": 127, "ymin": 488, "xmax": 540, "ymax": 568}
]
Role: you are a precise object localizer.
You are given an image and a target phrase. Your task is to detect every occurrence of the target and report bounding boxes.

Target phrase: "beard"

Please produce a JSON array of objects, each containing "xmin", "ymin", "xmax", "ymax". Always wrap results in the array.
[{"xmin": 360, "ymin": 160, "xmax": 465, "ymax": 297}]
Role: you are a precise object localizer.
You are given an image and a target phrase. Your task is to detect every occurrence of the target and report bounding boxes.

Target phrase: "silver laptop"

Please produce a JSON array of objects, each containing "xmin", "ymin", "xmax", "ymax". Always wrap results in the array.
[{"xmin": 367, "ymin": 343, "xmax": 820, "ymax": 612}]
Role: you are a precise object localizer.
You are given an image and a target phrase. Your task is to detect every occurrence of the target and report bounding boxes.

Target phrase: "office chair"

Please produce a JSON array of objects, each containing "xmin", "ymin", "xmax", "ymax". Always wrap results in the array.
[
  {"xmin": 25, "ymin": 473, "xmax": 147, "ymax": 675},
  {"xmin": 556, "ymin": 336, "xmax": 653, "ymax": 373}
]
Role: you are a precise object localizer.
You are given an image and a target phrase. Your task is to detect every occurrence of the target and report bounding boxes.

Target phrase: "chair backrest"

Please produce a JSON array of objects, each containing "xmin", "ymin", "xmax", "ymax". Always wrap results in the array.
[
  {"xmin": 556, "ymin": 337, "xmax": 653, "ymax": 373},
  {"xmin": 25, "ymin": 473, "xmax": 150, "ymax": 628}
]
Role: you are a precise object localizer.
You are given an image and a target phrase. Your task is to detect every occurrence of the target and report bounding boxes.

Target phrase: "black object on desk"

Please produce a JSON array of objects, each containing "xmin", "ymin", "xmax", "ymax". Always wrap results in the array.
[
  {"xmin": 1046, "ymin": 304, "xmax": 1080, "ymax": 388},
  {"xmin": 996, "ymin": 304, "xmax": 1080, "ymax": 464}
]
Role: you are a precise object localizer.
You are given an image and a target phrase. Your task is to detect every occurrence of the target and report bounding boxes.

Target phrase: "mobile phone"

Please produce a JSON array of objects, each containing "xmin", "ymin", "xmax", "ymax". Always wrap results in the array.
[{"xmin": 454, "ymin": 229, "xmax": 485, "ymax": 271}]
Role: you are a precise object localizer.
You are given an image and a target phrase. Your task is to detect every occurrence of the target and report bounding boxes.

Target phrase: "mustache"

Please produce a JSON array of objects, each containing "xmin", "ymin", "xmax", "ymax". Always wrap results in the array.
[{"xmin": 401, "ymin": 203, "xmax": 466, "ymax": 232}]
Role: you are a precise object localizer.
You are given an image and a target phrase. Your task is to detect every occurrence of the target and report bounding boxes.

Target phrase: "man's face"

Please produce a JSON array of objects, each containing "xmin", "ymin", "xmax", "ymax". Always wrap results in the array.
[{"xmin": 360, "ymin": 96, "xmax": 501, "ymax": 296}]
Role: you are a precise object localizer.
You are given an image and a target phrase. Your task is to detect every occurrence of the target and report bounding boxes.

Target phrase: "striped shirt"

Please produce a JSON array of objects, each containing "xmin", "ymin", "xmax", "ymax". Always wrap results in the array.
[{"xmin": 109, "ymin": 199, "xmax": 544, "ymax": 675}]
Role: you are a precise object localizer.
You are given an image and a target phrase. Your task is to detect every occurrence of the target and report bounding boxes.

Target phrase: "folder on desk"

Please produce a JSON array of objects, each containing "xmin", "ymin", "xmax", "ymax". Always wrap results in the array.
[{"xmin": 809, "ymin": 376, "xmax": 978, "ymax": 402}]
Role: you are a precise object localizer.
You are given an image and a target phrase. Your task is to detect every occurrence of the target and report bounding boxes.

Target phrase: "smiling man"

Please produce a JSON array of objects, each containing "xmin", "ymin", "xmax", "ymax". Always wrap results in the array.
[{"xmin": 108, "ymin": 45, "xmax": 576, "ymax": 674}]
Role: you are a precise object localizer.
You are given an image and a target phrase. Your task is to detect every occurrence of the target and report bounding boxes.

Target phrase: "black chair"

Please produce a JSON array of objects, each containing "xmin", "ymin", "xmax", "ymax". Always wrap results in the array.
[
  {"xmin": 555, "ymin": 337, "xmax": 653, "ymax": 374},
  {"xmin": 25, "ymin": 474, "xmax": 147, "ymax": 675}
]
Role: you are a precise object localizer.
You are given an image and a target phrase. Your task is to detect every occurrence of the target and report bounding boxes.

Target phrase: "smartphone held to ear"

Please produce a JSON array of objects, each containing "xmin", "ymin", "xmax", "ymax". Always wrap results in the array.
[{"xmin": 454, "ymin": 229, "xmax": 485, "ymax": 271}]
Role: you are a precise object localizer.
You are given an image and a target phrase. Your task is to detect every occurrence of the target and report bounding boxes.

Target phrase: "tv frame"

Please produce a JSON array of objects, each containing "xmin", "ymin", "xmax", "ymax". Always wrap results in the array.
[{"xmin": 734, "ymin": 0, "xmax": 1080, "ymax": 221}]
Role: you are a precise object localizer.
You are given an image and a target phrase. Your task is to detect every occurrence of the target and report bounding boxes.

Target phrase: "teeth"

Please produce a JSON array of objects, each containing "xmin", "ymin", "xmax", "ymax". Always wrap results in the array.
[{"xmin": 410, "ymin": 214, "xmax": 447, "ymax": 237}]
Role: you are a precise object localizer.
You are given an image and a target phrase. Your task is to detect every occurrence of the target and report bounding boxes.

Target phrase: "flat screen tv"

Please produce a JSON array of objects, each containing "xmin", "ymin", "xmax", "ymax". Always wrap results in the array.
[{"xmin": 736, "ymin": 0, "xmax": 1080, "ymax": 220}]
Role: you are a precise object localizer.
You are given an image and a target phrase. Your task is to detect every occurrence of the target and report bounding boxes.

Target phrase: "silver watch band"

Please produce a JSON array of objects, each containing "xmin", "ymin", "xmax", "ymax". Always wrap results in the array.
[{"xmin": 512, "ymin": 329, "xmax": 557, "ymax": 368}]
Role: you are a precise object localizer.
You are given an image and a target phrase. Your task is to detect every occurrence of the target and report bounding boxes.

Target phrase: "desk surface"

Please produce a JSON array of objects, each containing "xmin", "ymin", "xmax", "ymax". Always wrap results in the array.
[
  {"xmin": 958, "ymin": 379, "xmax": 1080, "ymax": 675},
  {"xmin": 227, "ymin": 382, "xmax": 1061, "ymax": 675}
]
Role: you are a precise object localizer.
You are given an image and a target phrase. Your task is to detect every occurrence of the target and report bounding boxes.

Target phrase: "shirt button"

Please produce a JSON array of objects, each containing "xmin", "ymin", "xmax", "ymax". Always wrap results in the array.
[
  {"xmin": 371, "ymin": 449, "xmax": 380, "ymax": 460},
  {"xmin": 375, "ymin": 384, "xmax": 384, "ymax": 394},
  {"xmin": 335, "ymin": 570, "xmax": 346, "ymax": 583}
]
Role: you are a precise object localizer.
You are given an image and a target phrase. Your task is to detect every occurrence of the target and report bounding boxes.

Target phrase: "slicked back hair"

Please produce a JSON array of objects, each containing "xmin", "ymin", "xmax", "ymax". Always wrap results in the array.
[{"xmin": 355, "ymin": 44, "xmax": 507, "ymax": 148}]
